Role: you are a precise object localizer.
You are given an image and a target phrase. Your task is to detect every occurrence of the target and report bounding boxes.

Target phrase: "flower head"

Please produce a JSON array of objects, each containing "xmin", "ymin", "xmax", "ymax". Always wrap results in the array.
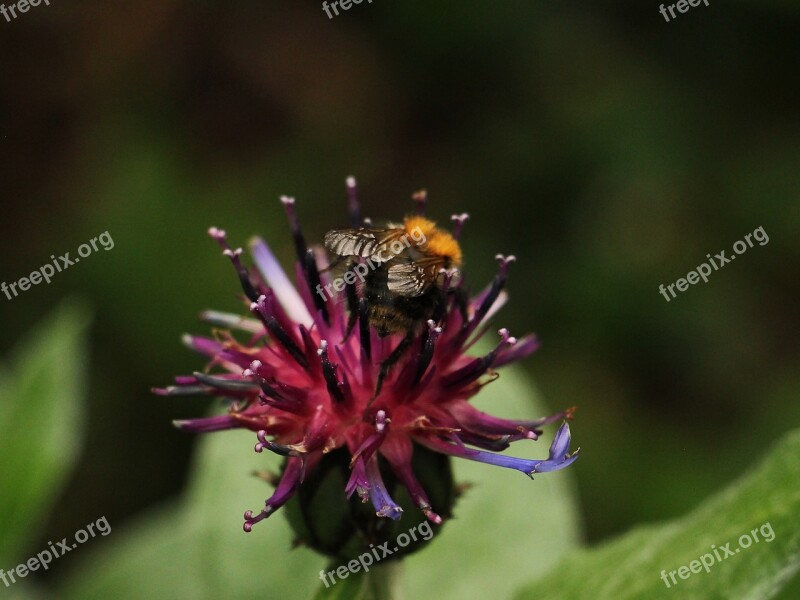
[{"xmin": 155, "ymin": 178, "xmax": 579, "ymax": 550}]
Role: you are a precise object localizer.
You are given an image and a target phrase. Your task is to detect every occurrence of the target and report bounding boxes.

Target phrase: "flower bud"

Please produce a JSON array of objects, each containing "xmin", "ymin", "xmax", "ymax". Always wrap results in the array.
[{"xmin": 284, "ymin": 444, "xmax": 456, "ymax": 561}]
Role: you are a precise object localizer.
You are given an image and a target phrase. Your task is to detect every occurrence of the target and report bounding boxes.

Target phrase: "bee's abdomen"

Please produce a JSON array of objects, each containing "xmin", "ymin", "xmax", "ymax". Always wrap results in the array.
[
  {"xmin": 364, "ymin": 268, "xmax": 440, "ymax": 337},
  {"xmin": 368, "ymin": 304, "xmax": 416, "ymax": 337}
]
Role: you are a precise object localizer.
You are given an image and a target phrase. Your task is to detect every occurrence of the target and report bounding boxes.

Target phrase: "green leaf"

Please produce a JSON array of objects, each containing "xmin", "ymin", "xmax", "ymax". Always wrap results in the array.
[
  {"xmin": 514, "ymin": 429, "xmax": 800, "ymax": 600},
  {"xmin": 60, "ymin": 424, "xmax": 326, "ymax": 600},
  {"xmin": 61, "ymin": 355, "xmax": 580, "ymax": 600},
  {"xmin": 0, "ymin": 582, "xmax": 50, "ymax": 600},
  {"xmin": 0, "ymin": 299, "xmax": 91, "ymax": 566}
]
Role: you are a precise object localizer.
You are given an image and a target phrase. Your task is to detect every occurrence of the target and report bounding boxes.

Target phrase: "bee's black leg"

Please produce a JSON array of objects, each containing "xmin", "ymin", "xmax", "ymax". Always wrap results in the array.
[
  {"xmin": 437, "ymin": 285, "xmax": 469, "ymax": 327},
  {"xmin": 431, "ymin": 286, "xmax": 448, "ymax": 325},
  {"xmin": 371, "ymin": 330, "xmax": 414, "ymax": 402},
  {"xmin": 319, "ymin": 255, "xmax": 347, "ymax": 275},
  {"xmin": 343, "ymin": 273, "xmax": 360, "ymax": 342},
  {"xmin": 453, "ymin": 286, "xmax": 470, "ymax": 325}
]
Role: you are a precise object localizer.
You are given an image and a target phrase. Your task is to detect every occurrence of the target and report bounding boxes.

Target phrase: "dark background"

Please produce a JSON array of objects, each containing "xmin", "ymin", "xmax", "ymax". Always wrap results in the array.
[{"xmin": 1, "ymin": 0, "xmax": 798, "ymax": 590}]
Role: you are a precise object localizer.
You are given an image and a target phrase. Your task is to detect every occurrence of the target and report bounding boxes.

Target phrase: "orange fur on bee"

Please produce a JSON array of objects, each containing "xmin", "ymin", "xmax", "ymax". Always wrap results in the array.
[{"xmin": 403, "ymin": 216, "xmax": 463, "ymax": 266}]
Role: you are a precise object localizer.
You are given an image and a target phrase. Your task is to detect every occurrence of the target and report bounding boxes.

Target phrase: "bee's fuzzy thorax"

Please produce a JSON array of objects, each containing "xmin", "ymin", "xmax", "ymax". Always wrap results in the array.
[{"xmin": 403, "ymin": 216, "xmax": 463, "ymax": 266}]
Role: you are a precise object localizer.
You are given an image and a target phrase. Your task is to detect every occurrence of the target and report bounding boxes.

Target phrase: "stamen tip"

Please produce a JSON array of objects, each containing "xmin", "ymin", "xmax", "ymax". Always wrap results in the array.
[
  {"xmin": 426, "ymin": 510, "xmax": 443, "ymax": 525},
  {"xmin": 495, "ymin": 254, "xmax": 517, "ymax": 264}
]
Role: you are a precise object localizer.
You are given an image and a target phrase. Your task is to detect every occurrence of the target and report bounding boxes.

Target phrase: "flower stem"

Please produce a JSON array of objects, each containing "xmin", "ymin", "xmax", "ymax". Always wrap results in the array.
[
  {"xmin": 363, "ymin": 561, "xmax": 403, "ymax": 600},
  {"xmin": 314, "ymin": 560, "xmax": 404, "ymax": 600}
]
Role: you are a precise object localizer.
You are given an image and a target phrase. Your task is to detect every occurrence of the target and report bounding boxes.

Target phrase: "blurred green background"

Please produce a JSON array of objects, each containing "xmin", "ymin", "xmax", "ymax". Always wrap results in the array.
[{"xmin": 1, "ymin": 0, "xmax": 798, "ymax": 596}]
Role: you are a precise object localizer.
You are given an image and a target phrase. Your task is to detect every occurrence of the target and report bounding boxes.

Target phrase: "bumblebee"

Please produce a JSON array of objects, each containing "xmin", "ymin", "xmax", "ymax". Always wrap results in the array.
[{"xmin": 323, "ymin": 215, "xmax": 463, "ymax": 337}]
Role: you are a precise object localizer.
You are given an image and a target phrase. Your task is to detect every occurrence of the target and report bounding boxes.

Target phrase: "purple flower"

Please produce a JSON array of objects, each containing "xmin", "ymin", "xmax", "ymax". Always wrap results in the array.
[{"xmin": 155, "ymin": 178, "xmax": 580, "ymax": 537}]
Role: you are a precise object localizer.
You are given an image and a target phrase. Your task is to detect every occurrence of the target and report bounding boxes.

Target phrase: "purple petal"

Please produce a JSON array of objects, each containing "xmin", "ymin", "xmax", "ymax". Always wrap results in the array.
[
  {"xmin": 181, "ymin": 334, "xmax": 223, "ymax": 357},
  {"xmin": 365, "ymin": 456, "xmax": 403, "ymax": 520},
  {"xmin": 249, "ymin": 237, "xmax": 313, "ymax": 328},
  {"xmin": 199, "ymin": 310, "xmax": 263, "ymax": 333},
  {"xmin": 549, "ymin": 422, "xmax": 572, "ymax": 461},
  {"xmin": 244, "ymin": 456, "xmax": 306, "ymax": 532},
  {"xmin": 173, "ymin": 415, "xmax": 240, "ymax": 432},
  {"xmin": 493, "ymin": 334, "xmax": 540, "ymax": 367},
  {"xmin": 417, "ymin": 423, "xmax": 579, "ymax": 477}
]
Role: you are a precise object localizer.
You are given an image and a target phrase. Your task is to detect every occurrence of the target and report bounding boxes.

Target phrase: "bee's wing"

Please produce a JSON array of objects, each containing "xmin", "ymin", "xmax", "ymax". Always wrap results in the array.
[
  {"xmin": 387, "ymin": 257, "xmax": 446, "ymax": 297},
  {"xmin": 324, "ymin": 227, "xmax": 406, "ymax": 260}
]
